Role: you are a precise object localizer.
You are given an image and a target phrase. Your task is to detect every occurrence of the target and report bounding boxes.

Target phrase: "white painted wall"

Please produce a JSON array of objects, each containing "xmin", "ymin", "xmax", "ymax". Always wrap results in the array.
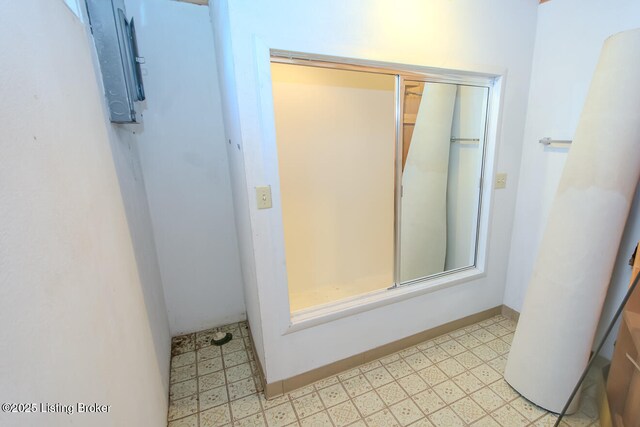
[
  {"xmin": 271, "ymin": 64, "xmax": 396, "ymax": 311},
  {"xmin": 504, "ymin": 0, "xmax": 640, "ymax": 359},
  {"xmin": 0, "ymin": 1, "xmax": 170, "ymax": 425},
  {"xmin": 125, "ymin": 0, "xmax": 246, "ymax": 335},
  {"xmin": 210, "ymin": 0, "xmax": 267, "ymax": 368},
  {"xmin": 211, "ymin": 0, "xmax": 538, "ymax": 382}
]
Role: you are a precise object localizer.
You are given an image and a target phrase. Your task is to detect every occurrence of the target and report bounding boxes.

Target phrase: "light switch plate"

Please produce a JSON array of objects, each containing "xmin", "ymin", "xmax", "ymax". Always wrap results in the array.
[
  {"xmin": 495, "ymin": 173, "xmax": 507, "ymax": 189},
  {"xmin": 256, "ymin": 186, "xmax": 272, "ymax": 209}
]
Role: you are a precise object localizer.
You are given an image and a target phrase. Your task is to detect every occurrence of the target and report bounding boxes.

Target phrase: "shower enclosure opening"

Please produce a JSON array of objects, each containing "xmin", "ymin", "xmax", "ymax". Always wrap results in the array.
[{"xmin": 270, "ymin": 53, "xmax": 492, "ymax": 315}]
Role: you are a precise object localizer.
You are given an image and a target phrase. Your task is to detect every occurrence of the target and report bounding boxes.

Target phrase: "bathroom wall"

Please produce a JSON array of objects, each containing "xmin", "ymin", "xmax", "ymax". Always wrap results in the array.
[
  {"xmin": 271, "ymin": 64, "xmax": 396, "ymax": 311},
  {"xmin": 209, "ymin": 0, "xmax": 267, "ymax": 367},
  {"xmin": 125, "ymin": 0, "xmax": 246, "ymax": 335},
  {"xmin": 0, "ymin": 1, "xmax": 170, "ymax": 425},
  {"xmin": 211, "ymin": 0, "xmax": 539, "ymax": 383},
  {"xmin": 504, "ymin": 0, "xmax": 640, "ymax": 359}
]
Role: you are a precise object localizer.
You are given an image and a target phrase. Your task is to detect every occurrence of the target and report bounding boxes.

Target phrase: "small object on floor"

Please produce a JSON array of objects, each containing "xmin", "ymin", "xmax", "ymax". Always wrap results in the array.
[{"xmin": 211, "ymin": 331, "xmax": 232, "ymax": 346}]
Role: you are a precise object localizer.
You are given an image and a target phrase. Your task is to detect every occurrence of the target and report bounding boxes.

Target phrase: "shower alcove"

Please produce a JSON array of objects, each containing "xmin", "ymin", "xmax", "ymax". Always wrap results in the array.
[{"xmin": 211, "ymin": 0, "xmax": 526, "ymax": 391}]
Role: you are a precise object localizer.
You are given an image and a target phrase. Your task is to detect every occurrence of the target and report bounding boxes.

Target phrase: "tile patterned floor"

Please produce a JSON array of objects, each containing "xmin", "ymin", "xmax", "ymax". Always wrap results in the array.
[{"xmin": 168, "ymin": 315, "xmax": 601, "ymax": 427}]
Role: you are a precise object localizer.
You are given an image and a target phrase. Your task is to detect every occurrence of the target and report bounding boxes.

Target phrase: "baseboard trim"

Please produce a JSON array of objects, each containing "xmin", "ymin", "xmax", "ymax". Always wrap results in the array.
[
  {"xmin": 501, "ymin": 304, "xmax": 520, "ymax": 322},
  {"xmin": 245, "ymin": 325, "xmax": 268, "ymax": 396},
  {"xmin": 258, "ymin": 305, "xmax": 504, "ymax": 399}
]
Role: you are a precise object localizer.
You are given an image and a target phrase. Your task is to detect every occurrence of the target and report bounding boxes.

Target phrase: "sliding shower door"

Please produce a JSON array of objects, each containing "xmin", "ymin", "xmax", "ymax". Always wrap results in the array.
[
  {"xmin": 400, "ymin": 82, "xmax": 489, "ymax": 283},
  {"xmin": 271, "ymin": 63, "xmax": 396, "ymax": 312},
  {"xmin": 270, "ymin": 54, "xmax": 492, "ymax": 314}
]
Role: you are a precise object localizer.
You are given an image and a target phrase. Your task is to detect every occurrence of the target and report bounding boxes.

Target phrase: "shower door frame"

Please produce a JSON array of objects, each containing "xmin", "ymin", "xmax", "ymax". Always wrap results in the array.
[
  {"xmin": 269, "ymin": 50, "xmax": 503, "ymax": 330},
  {"xmin": 394, "ymin": 77, "xmax": 492, "ymax": 288}
]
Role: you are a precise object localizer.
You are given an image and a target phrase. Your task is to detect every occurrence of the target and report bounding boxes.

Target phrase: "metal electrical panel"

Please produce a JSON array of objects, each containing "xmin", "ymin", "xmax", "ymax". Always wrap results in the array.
[{"xmin": 86, "ymin": 0, "xmax": 145, "ymax": 123}]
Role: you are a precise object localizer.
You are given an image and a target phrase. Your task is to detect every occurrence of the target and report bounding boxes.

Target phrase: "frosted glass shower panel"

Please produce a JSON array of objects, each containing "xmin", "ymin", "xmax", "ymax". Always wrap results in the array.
[
  {"xmin": 271, "ymin": 63, "xmax": 396, "ymax": 312},
  {"xmin": 400, "ymin": 82, "xmax": 489, "ymax": 283}
]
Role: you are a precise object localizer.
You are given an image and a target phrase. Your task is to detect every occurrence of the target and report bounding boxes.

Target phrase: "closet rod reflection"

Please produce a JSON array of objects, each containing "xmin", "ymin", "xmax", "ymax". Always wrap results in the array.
[
  {"xmin": 450, "ymin": 137, "xmax": 480, "ymax": 143},
  {"xmin": 539, "ymin": 137, "xmax": 572, "ymax": 146}
]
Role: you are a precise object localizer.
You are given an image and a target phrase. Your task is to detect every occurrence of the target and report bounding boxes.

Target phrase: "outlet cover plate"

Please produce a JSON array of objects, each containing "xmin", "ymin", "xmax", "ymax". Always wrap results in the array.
[
  {"xmin": 495, "ymin": 173, "xmax": 507, "ymax": 189},
  {"xmin": 256, "ymin": 186, "xmax": 272, "ymax": 209}
]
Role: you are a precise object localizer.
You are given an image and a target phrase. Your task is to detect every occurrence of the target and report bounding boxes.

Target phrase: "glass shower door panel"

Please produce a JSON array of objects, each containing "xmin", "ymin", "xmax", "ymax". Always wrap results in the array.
[
  {"xmin": 271, "ymin": 63, "xmax": 396, "ymax": 312},
  {"xmin": 400, "ymin": 81, "xmax": 489, "ymax": 283}
]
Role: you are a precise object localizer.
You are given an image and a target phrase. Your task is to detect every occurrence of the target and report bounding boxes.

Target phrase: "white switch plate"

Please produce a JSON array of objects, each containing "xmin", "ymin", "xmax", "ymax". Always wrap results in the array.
[
  {"xmin": 256, "ymin": 186, "xmax": 272, "ymax": 209},
  {"xmin": 495, "ymin": 173, "xmax": 507, "ymax": 189}
]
